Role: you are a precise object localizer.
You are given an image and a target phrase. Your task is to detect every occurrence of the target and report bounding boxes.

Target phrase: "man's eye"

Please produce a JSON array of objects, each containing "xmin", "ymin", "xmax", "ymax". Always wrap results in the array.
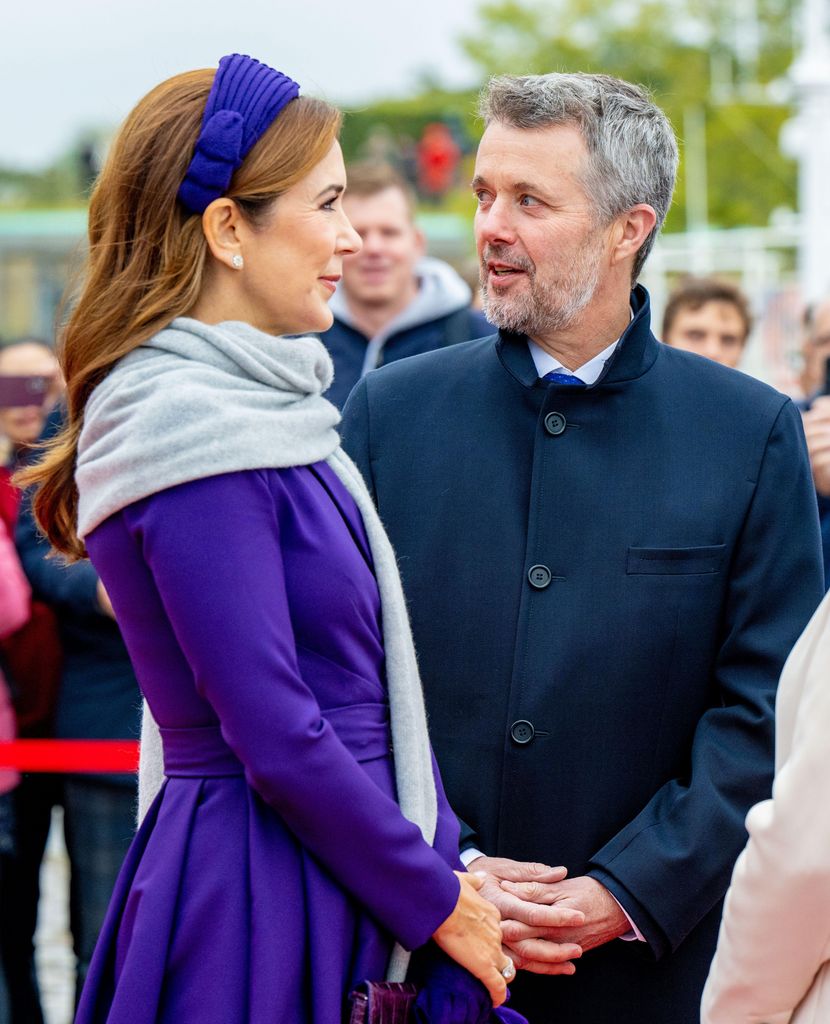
[
  {"xmin": 519, "ymin": 195, "xmax": 540, "ymax": 207},
  {"xmin": 474, "ymin": 190, "xmax": 491, "ymax": 205}
]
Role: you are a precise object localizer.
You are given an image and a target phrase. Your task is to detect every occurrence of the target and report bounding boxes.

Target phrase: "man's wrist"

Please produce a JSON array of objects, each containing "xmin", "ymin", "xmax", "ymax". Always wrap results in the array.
[
  {"xmin": 608, "ymin": 891, "xmax": 645, "ymax": 942},
  {"xmin": 460, "ymin": 847, "xmax": 485, "ymax": 869}
]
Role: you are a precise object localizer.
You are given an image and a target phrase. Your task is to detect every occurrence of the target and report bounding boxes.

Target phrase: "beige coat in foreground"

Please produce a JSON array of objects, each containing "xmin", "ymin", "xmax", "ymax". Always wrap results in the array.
[{"xmin": 701, "ymin": 590, "xmax": 830, "ymax": 1024}]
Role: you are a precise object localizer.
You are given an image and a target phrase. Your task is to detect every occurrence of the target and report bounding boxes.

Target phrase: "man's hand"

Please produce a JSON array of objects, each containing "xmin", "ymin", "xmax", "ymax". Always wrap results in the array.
[
  {"xmin": 500, "ymin": 875, "xmax": 630, "ymax": 954},
  {"xmin": 466, "ymin": 856, "xmax": 584, "ymax": 975},
  {"xmin": 803, "ymin": 395, "xmax": 830, "ymax": 497}
]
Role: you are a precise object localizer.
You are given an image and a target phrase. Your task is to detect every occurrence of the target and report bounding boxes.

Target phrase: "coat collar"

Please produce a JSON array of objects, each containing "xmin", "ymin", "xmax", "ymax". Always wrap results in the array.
[{"xmin": 496, "ymin": 284, "xmax": 659, "ymax": 390}]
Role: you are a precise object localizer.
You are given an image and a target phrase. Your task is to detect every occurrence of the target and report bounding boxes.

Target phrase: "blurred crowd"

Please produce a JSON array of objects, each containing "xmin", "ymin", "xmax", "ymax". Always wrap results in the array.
[
  {"xmin": 2, "ymin": 153, "xmax": 830, "ymax": 1022},
  {"xmin": 0, "ymin": 342, "xmax": 141, "ymax": 1021}
]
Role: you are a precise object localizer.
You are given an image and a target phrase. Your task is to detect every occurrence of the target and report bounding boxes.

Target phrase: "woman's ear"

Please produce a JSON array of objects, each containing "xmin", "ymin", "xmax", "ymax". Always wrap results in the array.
[{"xmin": 201, "ymin": 197, "xmax": 245, "ymax": 270}]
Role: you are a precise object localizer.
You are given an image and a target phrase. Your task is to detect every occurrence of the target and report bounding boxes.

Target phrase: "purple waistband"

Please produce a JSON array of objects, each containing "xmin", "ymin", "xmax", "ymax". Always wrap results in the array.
[
  {"xmin": 161, "ymin": 702, "xmax": 392, "ymax": 779},
  {"xmin": 161, "ymin": 724, "xmax": 243, "ymax": 777}
]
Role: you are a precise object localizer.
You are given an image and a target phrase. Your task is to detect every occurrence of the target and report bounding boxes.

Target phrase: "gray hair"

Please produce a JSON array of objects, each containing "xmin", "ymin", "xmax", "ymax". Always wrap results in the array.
[{"xmin": 479, "ymin": 73, "xmax": 678, "ymax": 281}]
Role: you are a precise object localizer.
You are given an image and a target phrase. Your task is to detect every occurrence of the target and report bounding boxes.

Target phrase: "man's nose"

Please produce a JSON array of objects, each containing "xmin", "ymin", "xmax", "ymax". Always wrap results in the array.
[
  {"xmin": 701, "ymin": 338, "xmax": 724, "ymax": 362},
  {"xmin": 476, "ymin": 197, "xmax": 517, "ymax": 247}
]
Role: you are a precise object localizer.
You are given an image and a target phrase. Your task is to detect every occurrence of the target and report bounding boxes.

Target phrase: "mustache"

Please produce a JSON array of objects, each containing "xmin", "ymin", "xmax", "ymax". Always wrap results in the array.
[{"xmin": 480, "ymin": 245, "xmax": 535, "ymax": 275}]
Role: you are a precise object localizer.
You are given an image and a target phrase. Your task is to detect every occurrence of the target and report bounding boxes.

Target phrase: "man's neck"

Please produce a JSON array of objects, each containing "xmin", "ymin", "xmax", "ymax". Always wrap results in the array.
[
  {"xmin": 529, "ymin": 288, "xmax": 633, "ymax": 371},
  {"xmin": 345, "ymin": 279, "xmax": 420, "ymax": 341}
]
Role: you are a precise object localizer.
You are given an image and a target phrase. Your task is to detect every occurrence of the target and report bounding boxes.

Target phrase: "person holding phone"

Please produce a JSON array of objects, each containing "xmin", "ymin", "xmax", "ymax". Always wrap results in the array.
[
  {"xmin": 1, "ymin": 341, "xmax": 141, "ymax": 1022},
  {"xmin": 0, "ymin": 338, "xmax": 61, "ymax": 1021},
  {"xmin": 0, "ymin": 339, "xmax": 61, "ymax": 523}
]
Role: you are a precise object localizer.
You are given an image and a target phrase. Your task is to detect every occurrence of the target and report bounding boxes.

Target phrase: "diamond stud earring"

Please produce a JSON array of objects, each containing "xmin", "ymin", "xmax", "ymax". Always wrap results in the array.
[{"xmin": 231, "ymin": 254, "xmax": 244, "ymax": 270}]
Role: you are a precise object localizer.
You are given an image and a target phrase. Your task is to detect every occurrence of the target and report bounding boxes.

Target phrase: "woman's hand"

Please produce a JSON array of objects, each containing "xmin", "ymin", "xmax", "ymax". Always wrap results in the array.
[{"xmin": 432, "ymin": 870, "xmax": 512, "ymax": 1007}]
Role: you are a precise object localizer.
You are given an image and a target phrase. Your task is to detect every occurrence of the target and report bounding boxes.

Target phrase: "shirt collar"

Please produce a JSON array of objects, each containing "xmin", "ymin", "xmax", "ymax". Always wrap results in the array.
[{"xmin": 527, "ymin": 308, "xmax": 634, "ymax": 385}]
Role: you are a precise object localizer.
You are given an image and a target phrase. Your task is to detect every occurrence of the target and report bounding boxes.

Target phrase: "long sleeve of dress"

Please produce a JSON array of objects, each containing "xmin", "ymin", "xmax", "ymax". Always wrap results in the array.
[{"xmin": 116, "ymin": 469, "xmax": 460, "ymax": 952}]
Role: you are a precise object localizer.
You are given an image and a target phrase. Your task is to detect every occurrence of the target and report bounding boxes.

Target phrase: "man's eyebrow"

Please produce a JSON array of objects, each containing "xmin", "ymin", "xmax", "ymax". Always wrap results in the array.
[
  {"xmin": 470, "ymin": 175, "xmax": 550, "ymax": 197},
  {"xmin": 513, "ymin": 180, "xmax": 548, "ymax": 196},
  {"xmin": 314, "ymin": 183, "xmax": 345, "ymax": 200}
]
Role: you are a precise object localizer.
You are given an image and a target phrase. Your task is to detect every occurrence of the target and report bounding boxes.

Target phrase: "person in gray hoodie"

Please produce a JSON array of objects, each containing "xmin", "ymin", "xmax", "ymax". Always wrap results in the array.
[{"xmin": 321, "ymin": 162, "xmax": 490, "ymax": 409}]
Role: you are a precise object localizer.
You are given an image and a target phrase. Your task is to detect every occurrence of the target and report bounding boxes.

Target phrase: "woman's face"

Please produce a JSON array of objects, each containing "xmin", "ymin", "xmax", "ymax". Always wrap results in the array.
[
  {"xmin": 0, "ymin": 343, "xmax": 61, "ymax": 447},
  {"xmin": 232, "ymin": 140, "xmax": 361, "ymax": 335}
]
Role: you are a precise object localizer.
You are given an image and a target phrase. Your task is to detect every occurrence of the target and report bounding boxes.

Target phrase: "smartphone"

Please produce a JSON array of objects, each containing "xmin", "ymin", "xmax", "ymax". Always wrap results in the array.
[
  {"xmin": 823, "ymin": 356, "xmax": 830, "ymax": 397},
  {"xmin": 0, "ymin": 375, "xmax": 53, "ymax": 409}
]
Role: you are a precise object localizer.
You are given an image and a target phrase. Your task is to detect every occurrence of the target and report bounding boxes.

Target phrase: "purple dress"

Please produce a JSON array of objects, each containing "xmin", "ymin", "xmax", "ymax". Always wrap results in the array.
[{"xmin": 74, "ymin": 463, "xmax": 462, "ymax": 1024}]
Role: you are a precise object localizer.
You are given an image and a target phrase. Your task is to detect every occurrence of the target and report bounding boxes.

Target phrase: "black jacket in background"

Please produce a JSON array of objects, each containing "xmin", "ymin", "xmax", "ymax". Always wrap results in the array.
[{"xmin": 323, "ymin": 307, "xmax": 490, "ymax": 411}]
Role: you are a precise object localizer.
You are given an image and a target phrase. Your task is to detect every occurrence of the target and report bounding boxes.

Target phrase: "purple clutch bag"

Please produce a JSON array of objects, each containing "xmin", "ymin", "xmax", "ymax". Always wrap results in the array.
[
  {"xmin": 347, "ymin": 981, "xmax": 419, "ymax": 1023},
  {"xmin": 346, "ymin": 954, "xmax": 528, "ymax": 1024}
]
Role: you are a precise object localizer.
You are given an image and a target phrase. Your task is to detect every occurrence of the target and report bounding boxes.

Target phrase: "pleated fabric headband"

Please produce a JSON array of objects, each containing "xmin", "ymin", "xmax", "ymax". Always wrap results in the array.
[{"xmin": 178, "ymin": 53, "xmax": 300, "ymax": 215}]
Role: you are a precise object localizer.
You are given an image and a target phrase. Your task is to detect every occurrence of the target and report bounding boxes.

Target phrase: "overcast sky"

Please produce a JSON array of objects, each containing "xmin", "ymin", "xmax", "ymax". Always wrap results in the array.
[{"xmin": 1, "ymin": 0, "xmax": 484, "ymax": 170}]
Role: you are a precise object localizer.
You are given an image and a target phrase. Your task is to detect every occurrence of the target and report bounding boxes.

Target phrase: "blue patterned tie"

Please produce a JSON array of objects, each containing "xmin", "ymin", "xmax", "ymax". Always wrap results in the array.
[{"xmin": 543, "ymin": 370, "xmax": 586, "ymax": 387}]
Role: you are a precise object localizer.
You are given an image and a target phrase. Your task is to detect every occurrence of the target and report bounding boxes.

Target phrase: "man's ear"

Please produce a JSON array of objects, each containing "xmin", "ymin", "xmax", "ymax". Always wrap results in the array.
[
  {"xmin": 611, "ymin": 204, "xmax": 657, "ymax": 268},
  {"xmin": 412, "ymin": 226, "xmax": 428, "ymax": 261},
  {"xmin": 201, "ymin": 197, "xmax": 245, "ymax": 269}
]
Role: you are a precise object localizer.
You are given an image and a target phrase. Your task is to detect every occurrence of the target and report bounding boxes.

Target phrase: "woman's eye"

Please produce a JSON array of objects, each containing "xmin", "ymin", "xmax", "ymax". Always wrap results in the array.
[{"xmin": 321, "ymin": 195, "xmax": 338, "ymax": 211}]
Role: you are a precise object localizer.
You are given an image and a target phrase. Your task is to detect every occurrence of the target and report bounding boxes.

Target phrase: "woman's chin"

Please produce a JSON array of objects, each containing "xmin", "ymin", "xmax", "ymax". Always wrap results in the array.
[
  {"xmin": 295, "ymin": 307, "xmax": 334, "ymax": 335},
  {"xmin": 256, "ymin": 315, "xmax": 331, "ymax": 337}
]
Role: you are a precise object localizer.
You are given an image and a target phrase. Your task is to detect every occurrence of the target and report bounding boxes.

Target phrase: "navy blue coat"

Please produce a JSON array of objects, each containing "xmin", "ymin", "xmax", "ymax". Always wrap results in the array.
[{"xmin": 341, "ymin": 287, "xmax": 824, "ymax": 1023}]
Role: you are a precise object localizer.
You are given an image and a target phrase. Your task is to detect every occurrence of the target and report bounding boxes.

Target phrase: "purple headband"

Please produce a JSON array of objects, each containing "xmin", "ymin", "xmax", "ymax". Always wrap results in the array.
[{"xmin": 177, "ymin": 53, "xmax": 300, "ymax": 215}]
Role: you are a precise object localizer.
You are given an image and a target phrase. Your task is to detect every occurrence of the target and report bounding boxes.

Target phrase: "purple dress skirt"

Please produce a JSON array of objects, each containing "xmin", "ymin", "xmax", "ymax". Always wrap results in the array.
[{"xmin": 74, "ymin": 464, "xmax": 463, "ymax": 1024}]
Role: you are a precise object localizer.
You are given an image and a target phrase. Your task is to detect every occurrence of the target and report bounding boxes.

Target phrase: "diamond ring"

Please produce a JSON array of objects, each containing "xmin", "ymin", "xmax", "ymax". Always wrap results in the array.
[{"xmin": 501, "ymin": 960, "xmax": 516, "ymax": 980}]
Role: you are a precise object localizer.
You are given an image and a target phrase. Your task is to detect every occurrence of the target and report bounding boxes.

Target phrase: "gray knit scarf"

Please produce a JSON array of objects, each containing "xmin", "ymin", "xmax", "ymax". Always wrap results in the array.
[{"xmin": 76, "ymin": 318, "xmax": 437, "ymax": 980}]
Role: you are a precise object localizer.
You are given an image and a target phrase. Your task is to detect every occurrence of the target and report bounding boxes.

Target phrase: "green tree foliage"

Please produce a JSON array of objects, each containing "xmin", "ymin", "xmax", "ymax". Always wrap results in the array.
[
  {"xmin": 340, "ymin": 88, "xmax": 479, "ymax": 163},
  {"xmin": 0, "ymin": 136, "xmax": 104, "ymax": 210},
  {"xmin": 458, "ymin": 0, "xmax": 797, "ymax": 232}
]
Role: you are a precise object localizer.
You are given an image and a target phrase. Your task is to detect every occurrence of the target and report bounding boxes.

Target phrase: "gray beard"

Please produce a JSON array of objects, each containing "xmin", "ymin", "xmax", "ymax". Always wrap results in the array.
[{"xmin": 481, "ymin": 242, "xmax": 603, "ymax": 336}]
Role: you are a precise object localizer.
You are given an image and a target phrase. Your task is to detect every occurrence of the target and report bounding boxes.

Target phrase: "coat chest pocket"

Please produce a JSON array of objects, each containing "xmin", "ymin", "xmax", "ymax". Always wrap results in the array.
[{"xmin": 626, "ymin": 544, "xmax": 726, "ymax": 575}]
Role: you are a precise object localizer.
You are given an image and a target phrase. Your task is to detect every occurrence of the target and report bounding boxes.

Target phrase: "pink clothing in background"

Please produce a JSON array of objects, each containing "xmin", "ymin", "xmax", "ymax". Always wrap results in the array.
[{"xmin": 0, "ymin": 516, "xmax": 30, "ymax": 793}]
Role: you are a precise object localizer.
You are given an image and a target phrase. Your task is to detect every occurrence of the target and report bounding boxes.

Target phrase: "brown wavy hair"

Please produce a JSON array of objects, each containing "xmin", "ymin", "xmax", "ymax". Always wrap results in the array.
[{"xmin": 17, "ymin": 68, "xmax": 341, "ymax": 560}]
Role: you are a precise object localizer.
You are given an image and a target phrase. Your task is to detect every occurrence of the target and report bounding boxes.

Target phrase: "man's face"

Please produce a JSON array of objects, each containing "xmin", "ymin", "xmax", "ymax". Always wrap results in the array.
[
  {"xmin": 473, "ymin": 121, "xmax": 612, "ymax": 338},
  {"xmin": 340, "ymin": 187, "xmax": 425, "ymax": 308},
  {"xmin": 664, "ymin": 301, "xmax": 747, "ymax": 369},
  {"xmin": 802, "ymin": 300, "xmax": 830, "ymax": 396}
]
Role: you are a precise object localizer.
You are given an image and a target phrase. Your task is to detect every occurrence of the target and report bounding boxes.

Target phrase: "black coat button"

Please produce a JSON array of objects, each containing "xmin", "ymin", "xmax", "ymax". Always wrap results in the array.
[
  {"xmin": 510, "ymin": 720, "xmax": 535, "ymax": 745},
  {"xmin": 544, "ymin": 412, "xmax": 566, "ymax": 436},
  {"xmin": 528, "ymin": 564, "xmax": 552, "ymax": 589}
]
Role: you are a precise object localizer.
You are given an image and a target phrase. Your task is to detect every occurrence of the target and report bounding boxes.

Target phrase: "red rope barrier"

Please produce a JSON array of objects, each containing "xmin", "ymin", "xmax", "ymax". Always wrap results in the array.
[{"xmin": 0, "ymin": 740, "xmax": 139, "ymax": 773}]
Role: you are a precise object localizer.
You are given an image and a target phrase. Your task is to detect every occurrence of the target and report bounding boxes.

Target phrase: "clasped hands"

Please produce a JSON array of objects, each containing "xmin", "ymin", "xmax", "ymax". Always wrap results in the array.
[{"xmin": 466, "ymin": 856, "xmax": 630, "ymax": 975}]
